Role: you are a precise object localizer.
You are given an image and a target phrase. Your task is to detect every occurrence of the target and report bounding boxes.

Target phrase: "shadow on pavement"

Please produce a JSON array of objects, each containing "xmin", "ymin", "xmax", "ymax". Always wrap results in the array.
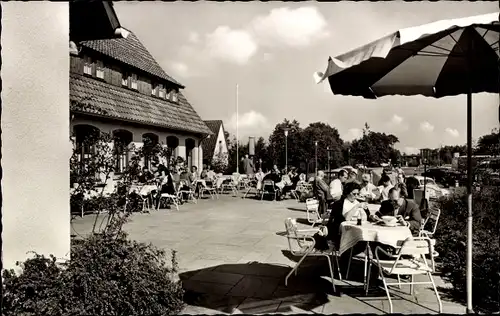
[
  {"xmin": 286, "ymin": 207, "xmax": 306, "ymax": 213},
  {"xmin": 179, "ymin": 261, "xmax": 335, "ymax": 314}
]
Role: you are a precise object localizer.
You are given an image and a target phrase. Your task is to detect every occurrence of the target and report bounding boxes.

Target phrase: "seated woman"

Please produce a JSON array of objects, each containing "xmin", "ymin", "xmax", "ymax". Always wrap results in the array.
[
  {"xmin": 156, "ymin": 168, "xmax": 176, "ymax": 207},
  {"xmin": 326, "ymin": 182, "xmax": 370, "ymax": 249}
]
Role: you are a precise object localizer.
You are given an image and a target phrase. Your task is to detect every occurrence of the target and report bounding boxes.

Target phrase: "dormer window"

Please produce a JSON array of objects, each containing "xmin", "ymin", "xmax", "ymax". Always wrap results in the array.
[
  {"xmin": 83, "ymin": 56, "xmax": 93, "ymax": 75},
  {"xmin": 121, "ymin": 72, "xmax": 128, "ymax": 86},
  {"xmin": 96, "ymin": 60, "xmax": 104, "ymax": 79},
  {"xmin": 167, "ymin": 88, "xmax": 178, "ymax": 102},
  {"xmin": 158, "ymin": 84, "xmax": 165, "ymax": 98},
  {"xmin": 130, "ymin": 73, "xmax": 138, "ymax": 90}
]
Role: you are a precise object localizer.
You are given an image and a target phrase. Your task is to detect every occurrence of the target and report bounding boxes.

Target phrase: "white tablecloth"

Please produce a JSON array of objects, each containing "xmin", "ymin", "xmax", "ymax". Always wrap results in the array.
[
  {"xmin": 129, "ymin": 184, "xmax": 158, "ymax": 196},
  {"xmin": 339, "ymin": 221, "xmax": 412, "ymax": 255}
]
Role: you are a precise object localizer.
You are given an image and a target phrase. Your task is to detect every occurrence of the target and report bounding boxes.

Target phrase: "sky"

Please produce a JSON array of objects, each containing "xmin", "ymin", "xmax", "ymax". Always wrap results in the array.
[{"xmin": 113, "ymin": 2, "xmax": 498, "ymax": 154}]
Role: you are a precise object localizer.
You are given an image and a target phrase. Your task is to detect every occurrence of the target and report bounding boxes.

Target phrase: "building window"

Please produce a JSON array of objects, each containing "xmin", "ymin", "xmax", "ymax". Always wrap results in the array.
[
  {"xmin": 151, "ymin": 83, "xmax": 157, "ymax": 96},
  {"xmin": 96, "ymin": 60, "xmax": 104, "ymax": 79},
  {"xmin": 121, "ymin": 72, "xmax": 128, "ymax": 86},
  {"xmin": 83, "ymin": 56, "xmax": 93, "ymax": 75},
  {"xmin": 167, "ymin": 88, "xmax": 178, "ymax": 102},
  {"xmin": 113, "ymin": 130, "xmax": 133, "ymax": 175},
  {"xmin": 158, "ymin": 84, "xmax": 165, "ymax": 98},
  {"xmin": 130, "ymin": 73, "xmax": 138, "ymax": 90}
]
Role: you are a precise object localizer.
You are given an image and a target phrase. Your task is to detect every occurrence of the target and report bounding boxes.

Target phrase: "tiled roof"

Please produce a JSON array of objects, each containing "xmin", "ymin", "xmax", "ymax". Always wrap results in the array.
[
  {"xmin": 70, "ymin": 74, "xmax": 212, "ymax": 135},
  {"xmin": 79, "ymin": 30, "xmax": 183, "ymax": 87},
  {"xmin": 202, "ymin": 120, "xmax": 225, "ymax": 160}
]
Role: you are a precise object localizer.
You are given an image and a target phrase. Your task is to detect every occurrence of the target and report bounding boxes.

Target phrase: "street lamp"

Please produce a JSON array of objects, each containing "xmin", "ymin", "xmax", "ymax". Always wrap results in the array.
[
  {"xmin": 283, "ymin": 128, "xmax": 289, "ymax": 172},
  {"xmin": 327, "ymin": 146, "xmax": 333, "ymax": 183},
  {"xmin": 315, "ymin": 141, "xmax": 318, "ymax": 175}
]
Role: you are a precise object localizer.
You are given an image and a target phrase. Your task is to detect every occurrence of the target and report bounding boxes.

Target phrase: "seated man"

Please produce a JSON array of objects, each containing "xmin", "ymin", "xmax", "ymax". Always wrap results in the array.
[
  {"xmin": 329, "ymin": 169, "xmax": 348, "ymax": 201},
  {"xmin": 314, "ymin": 171, "xmax": 334, "ymax": 216},
  {"xmin": 359, "ymin": 173, "xmax": 378, "ymax": 201},
  {"xmin": 375, "ymin": 187, "xmax": 422, "ymax": 235}
]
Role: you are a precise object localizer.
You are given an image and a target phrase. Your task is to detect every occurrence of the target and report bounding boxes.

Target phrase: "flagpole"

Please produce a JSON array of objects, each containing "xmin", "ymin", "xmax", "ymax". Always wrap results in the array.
[{"xmin": 236, "ymin": 84, "xmax": 239, "ymax": 174}]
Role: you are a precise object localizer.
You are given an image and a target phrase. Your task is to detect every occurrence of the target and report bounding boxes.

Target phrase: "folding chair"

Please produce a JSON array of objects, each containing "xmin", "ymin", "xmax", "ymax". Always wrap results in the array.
[
  {"xmin": 261, "ymin": 180, "xmax": 278, "ymax": 200},
  {"xmin": 221, "ymin": 173, "xmax": 239, "ymax": 196},
  {"xmin": 243, "ymin": 179, "xmax": 260, "ymax": 198},
  {"xmin": 157, "ymin": 184, "xmax": 181, "ymax": 211},
  {"xmin": 367, "ymin": 237, "xmax": 443, "ymax": 314},
  {"xmin": 284, "ymin": 218, "xmax": 342, "ymax": 292},
  {"xmin": 199, "ymin": 180, "xmax": 219, "ymax": 199},
  {"xmin": 305, "ymin": 198, "xmax": 330, "ymax": 227},
  {"xmin": 419, "ymin": 208, "xmax": 441, "ymax": 257},
  {"xmin": 177, "ymin": 180, "xmax": 197, "ymax": 204},
  {"xmin": 290, "ymin": 181, "xmax": 306, "ymax": 201}
]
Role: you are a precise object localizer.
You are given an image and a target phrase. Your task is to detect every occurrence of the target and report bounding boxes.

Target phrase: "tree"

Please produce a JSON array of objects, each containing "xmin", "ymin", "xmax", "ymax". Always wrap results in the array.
[
  {"xmin": 268, "ymin": 119, "xmax": 307, "ymax": 170},
  {"xmin": 226, "ymin": 135, "xmax": 249, "ymax": 174},
  {"xmin": 253, "ymin": 136, "xmax": 269, "ymax": 170},
  {"xmin": 302, "ymin": 122, "xmax": 345, "ymax": 171},
  {"xmin": 475, "ymin": 129, "xmax": 499, "ymax": 156},
  {"xmin": 349, "ymin": 123, "xmax": 400, "ymax": 166}
]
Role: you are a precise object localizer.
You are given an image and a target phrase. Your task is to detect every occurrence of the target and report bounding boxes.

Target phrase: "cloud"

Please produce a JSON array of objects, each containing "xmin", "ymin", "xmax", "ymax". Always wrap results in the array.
[
  {"xmin": 204, "ymin": 26, "xmax": 258, "ymax": 65},
  {"xmin": 403, "ymin": 147, "xmax": 420, "ymax": 155},
  {"xmin": 386, "ymin": 114, "xmax": 408, "ymax": 131},
  {"xmin": 345, "ymin": 128, "xmax": 363, "ymax": 141},
  {"xmin": 420, "ymin": 121, "xmax": 435, "ymax": 132},
  {"xmin": 250, "ymin": 6, "xmax": 329, "ymax": 47},
  {"xmin": 390, "ymin": 114, "xmax": 403, "ymax": 125},
  {"xmin": 187, "ymin": 6, "xmax": 329, "ymax": 66},
  {"xmin": 170, "ymin": 62, "xmax": 190, "ymax": 77},
  {"xmin": 226, "ymin": 110, "xmax": 270, "ymax": 140},
  {"xmin": 188, "ymin": 31, "xmax": 200, "ymax": 44},
  {"xmin": 445, "ymin": 128, "xmax": 460, "ymax": 137}
]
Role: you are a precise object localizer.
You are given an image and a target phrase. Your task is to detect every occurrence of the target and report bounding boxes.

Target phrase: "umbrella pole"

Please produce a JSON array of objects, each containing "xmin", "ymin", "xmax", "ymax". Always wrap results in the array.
[{"xmin": 466, "ymin": 90, "xmax": 473, "ymax": 314}]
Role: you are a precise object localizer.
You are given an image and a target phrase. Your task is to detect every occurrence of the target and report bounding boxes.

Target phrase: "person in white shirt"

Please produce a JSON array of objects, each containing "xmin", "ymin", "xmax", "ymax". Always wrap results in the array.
[
  {"xmin": 330, "ymin": 169, "xmax": 349, "ymax": 201},
  {"xmin": 377, "ymin": 175, "xmax": 394, "ymax": 201},
  {"xmin": 359, "ymin": 173, "xmax": 378, "ymax": 201}
]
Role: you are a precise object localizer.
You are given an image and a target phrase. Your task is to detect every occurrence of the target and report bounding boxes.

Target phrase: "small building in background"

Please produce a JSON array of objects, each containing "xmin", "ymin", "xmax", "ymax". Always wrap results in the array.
[{"xmin": 202, "ymin": 120, "xmax": 229, "ymax": 167}]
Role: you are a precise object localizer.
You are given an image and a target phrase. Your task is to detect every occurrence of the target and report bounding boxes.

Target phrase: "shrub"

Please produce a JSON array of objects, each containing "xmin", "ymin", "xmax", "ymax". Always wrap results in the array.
[
  {"xmin": 434, "ymin": 186, "xmax": 500, "ymax": 313},
  {"xmin": 2, "ymin": 231, "xmax": 185, "ymax": 315}
]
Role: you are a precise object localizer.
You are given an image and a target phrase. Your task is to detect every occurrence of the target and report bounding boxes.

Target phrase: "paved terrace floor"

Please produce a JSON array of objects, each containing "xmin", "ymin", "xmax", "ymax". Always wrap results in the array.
[{"xmin": 71, "ymin": 191, "xmax": 464, "ymax": 315}]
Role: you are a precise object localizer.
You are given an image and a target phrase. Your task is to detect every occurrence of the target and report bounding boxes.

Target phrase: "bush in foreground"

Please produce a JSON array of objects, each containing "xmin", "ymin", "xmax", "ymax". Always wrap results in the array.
[
  {"xmin": 2, "ymin": 230, "xmax": 184, "ymax": 316},
  {"xmin": 435, "ymin": 186, "xmax": 500, "ymax": 313}
]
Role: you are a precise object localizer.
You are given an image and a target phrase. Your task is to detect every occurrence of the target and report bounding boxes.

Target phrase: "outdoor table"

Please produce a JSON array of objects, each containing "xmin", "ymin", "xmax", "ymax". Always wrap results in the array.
[
  {"xmin": 129, "ymin": 184, "xmax": 158, "ymax": 196},
  {"xmin": 339, "ymin": 205, "xmax": 413, "ymax": 294},
  {"xmin": 70, "ymin": 188, "xmax": 111, "ymax": 217}
]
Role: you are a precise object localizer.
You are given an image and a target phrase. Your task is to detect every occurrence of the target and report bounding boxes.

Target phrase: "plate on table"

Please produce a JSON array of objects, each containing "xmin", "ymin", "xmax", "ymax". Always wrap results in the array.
[{"xmin": 377, "ymin": 221, "xmax": 399, "ymax": 227}]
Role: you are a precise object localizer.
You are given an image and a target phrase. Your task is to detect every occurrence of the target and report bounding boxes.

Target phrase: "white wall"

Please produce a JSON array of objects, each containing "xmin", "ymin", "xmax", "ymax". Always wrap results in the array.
[
  {"xmin": 2, "ymin": 3, "xmax": 71, "ymax": 269},
  {"xmin": 213, "ymin": 126, "xmax": 229, "ymax": 161}
]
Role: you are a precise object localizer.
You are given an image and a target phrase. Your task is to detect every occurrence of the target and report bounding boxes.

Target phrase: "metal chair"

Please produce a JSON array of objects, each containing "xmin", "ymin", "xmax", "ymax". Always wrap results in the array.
[
  {"xmin": 367, "ymin": 237, "xmax": 442, "ymax": 314},
  {"xmin": 419, "ymin": 208, "xmax": 441, "ymax": 257},
  {"xmin": 177, "ymin": 180, "xmax": 197, "ymax": 204},
  {"xmin": 305, "ymin": 198, "xmax": 330, "ymax": 227},
  {"xmin": 261, "ymin": 180, "xmax": 278, "ymax": 200},
  {"xmin": 284, "ymin": 218, "xmax": 342, "ymax": 292},
  {"xmin": 199, "ymin": 180, "xmax": 219, "ymax": 199}
]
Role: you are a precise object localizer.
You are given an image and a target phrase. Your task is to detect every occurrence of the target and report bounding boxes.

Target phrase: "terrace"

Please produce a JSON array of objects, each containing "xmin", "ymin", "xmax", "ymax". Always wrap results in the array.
[{"xmin": 71, "ymin": 194, "xmax": 464, "ymax": 314}]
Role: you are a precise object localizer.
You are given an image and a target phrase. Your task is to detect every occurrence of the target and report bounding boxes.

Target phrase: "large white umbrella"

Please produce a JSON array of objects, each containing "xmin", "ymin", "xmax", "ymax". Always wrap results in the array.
[{"xmin": 315, "ymin": 12, "xmax": 499, "ymax": 313}]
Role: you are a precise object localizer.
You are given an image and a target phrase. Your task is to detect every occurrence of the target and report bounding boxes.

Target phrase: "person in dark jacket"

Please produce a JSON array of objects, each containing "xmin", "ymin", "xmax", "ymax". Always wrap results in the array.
[
  {"xmin": 313, "ymin": 171, "xmax": 333, "ymax": 216},
  {"xmin": 376, "ymin": 187, "xmax": 423, "ymax": 235}
]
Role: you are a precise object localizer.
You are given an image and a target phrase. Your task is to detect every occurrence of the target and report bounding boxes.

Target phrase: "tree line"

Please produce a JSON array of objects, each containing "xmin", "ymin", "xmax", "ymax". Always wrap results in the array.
[{"xmin": 220, "ymin": 120, "xmax": 499, "ymax": 174}]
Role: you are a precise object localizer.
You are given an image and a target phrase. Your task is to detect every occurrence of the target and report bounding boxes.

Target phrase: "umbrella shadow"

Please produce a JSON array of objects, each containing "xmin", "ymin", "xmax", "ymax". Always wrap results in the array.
[{"xmin": 179, "ymin": 261, "xmax": 336, "ymax": 314}]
